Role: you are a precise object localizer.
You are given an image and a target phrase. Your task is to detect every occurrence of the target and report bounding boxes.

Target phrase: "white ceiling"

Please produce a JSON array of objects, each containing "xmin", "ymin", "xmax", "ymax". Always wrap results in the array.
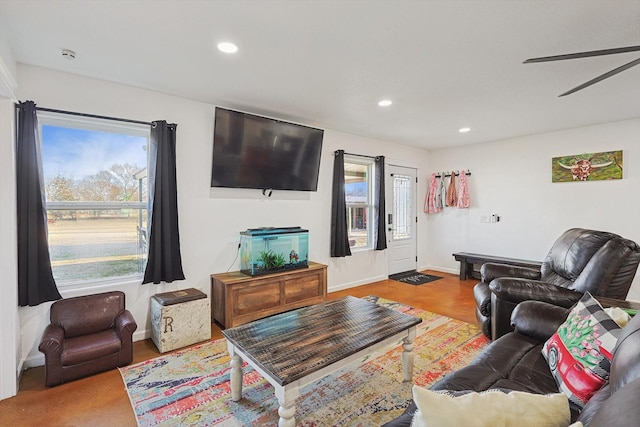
[{"xmin": 1, "ymin": 0, "xmax": 639, "ymax": 149}]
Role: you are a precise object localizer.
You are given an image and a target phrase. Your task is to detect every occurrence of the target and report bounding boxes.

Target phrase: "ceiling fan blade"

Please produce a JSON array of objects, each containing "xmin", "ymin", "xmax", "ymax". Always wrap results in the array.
[
  {"xmin": 524, "ymin": 45, "xmax": 640, "ymax": 63},
  {"xmin": 559, "ymin": 56, "xmax": 640, "ymax": 97}
]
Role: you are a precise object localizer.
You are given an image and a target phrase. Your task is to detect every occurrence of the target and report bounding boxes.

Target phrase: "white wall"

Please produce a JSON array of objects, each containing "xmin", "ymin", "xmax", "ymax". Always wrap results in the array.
[
  {"xmin": 0, "ymin": 37, "xmax": 19, "ymax": 401},
  {"xmin": 0, "ymin": 97, "xmax": 18, "ymax": 400},
  {"xmin": 13, "ymin": 64, "xmax": 430, "ymax": 370},
  {"xmin": 424, "ymin": 119, "xmax": 640, "ymax": 301},
  {"xmin": 0, "ymin": 34, "xmax": 17, "ymax": 98}
]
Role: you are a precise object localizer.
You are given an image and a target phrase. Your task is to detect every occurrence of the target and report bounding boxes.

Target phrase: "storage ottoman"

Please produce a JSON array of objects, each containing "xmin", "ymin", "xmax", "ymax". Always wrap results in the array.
[{"xmin": 150, "ymin": 288, "xmax": 211, "ymax": 353}]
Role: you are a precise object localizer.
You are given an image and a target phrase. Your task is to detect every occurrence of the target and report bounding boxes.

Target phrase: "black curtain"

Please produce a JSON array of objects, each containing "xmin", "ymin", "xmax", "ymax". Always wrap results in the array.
[
  {"xmin": 374, "ymin": 156, "xmax": 387, "ymax": 250},
  {"xmin": 143, "ymin": 121, "xmax": 186, "ymax": 284},
  {"xmin": 330, "ymin": 150, "xmax": 351, "ymax": 257},
  {"xmin": 16, "ymin": 101, "xmax": 62, "ymax": 306}
]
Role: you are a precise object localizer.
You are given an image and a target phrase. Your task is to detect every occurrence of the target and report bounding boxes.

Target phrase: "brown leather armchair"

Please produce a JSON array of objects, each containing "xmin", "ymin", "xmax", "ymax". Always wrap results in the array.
[
  {"xmin": 474, "ymin": 228, "xmax": 640, "ymax": 340},
  {"xmin": 38, "ymin": 291, "xmax": 137, "ymax": 387}
]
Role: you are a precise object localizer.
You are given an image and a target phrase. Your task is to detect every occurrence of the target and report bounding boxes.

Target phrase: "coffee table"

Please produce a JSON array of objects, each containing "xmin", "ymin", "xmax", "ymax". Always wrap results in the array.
[{"xmin": 222, "ymin": 296, "xmax": 422, "ymax": 427}]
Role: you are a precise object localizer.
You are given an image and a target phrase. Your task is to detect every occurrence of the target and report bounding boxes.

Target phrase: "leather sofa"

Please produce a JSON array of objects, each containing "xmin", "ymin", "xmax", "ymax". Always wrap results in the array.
[
  {"xmin": 383, "ymin": 300, "xmax": 640, "ymax": 427},
  {"xmin": 474, "ymin": 228, "xmax": 640, "ymax": 340},
  {"xmin": 38, "ymin": 291, "xmax": 137, "ymax": 387}
]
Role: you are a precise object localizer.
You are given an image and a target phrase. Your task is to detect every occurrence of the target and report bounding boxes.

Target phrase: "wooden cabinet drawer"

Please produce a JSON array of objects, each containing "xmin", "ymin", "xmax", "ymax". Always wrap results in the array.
[
  {"xmin": 233, "ymin": 282, "xmax": 281, "ymax": 315},
  {"xmin": 284, "ymin": 274, "xmax": 321, "ymax": 304}
]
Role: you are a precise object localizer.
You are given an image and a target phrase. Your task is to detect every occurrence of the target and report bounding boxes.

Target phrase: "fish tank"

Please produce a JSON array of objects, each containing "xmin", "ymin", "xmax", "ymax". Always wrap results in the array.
[{"xmin": 240, "ymin": 227, "xmax": 309, "ymax": 276}]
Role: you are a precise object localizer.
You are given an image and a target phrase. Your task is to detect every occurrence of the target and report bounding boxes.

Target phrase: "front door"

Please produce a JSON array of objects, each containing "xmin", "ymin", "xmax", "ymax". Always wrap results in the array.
[{"xmin": 386, "ymin": 165, "xmax": 417, "ymax": 275}]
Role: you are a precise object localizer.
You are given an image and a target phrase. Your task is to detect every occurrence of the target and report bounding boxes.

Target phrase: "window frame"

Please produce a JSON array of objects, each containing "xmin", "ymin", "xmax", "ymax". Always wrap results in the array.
[
  {"xmin": 38, "ymin": 112, "xmax": 151, "ymax": 290},
  {"xmin": 344, "ymin": 155, "xmax": 374, "ymax": 251}
]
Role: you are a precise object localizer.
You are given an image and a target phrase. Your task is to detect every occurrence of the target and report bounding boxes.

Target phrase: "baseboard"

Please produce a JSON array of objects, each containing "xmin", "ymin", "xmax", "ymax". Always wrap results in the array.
[
  {"xmin": 134, "ymin": 329, "xmax": 150, "ymax": 342},
  {"xmin": 23, "ymin": 353, "xmax": 44, "ymax": 369},
  {"xmin": 420, "ymin": 265, "xmax": 458, "ymax": 276},
  {"xmin": 328, "ymin": 274, "xmax": 388, "ymax": 293}
]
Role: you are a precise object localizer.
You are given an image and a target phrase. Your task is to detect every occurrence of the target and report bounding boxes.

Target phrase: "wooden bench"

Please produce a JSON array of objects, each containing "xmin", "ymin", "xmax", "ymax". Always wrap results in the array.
[{"xmin": 452, "ymin": 252, "xmax": 542, "ymax": 281}]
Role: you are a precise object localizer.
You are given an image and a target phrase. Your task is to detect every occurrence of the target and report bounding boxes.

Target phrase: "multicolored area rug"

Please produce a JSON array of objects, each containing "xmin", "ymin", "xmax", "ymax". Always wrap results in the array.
[{"xmin": 119, "ymin": 296, "xmax": 488, "ymax": 426}]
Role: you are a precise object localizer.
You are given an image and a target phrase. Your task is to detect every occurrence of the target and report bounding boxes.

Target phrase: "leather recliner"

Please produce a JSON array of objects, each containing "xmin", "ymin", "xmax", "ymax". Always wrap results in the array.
[
  {"xmin": 38, "ymin": 291, "xmax": 137, "ymax": 387},
  {"xmin": 474, "ymin": 228, "xmax": 640, "ymax": 340}
]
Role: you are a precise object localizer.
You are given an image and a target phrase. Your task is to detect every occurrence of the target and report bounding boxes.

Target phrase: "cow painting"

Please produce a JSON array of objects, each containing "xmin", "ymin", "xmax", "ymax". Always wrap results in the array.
[
  {"xmin": 552, "ymin": 150, "xmax": 622, "ymax": 183},
  {"xmin": 557, "ymin": 158, "xmax": 613, "ymax": 181}
]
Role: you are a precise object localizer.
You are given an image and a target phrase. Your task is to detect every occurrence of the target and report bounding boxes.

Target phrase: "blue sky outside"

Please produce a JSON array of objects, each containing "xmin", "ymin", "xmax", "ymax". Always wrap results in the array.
[
  {"xmin": 345, "ymin": 181, "xmax": 367, "ymax": 203},
  {"xmin": 41, "ymin": 125, "xmax": 147, "ymax": 180}
]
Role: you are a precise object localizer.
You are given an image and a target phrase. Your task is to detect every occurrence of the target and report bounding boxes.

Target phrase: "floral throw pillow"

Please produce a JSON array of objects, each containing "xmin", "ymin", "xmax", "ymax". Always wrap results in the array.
[{"xmin": 542, "ymin": 292, "xmax": 621, "ymax": 410}]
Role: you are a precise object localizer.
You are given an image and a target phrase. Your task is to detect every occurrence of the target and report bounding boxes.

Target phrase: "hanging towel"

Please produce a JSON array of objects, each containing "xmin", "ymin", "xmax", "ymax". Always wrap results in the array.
[
  {"xmin": 457, "ymin": 170, "xmax": 470, "ymax": 208},
  {"xmin": 446, "ymin": 170, "xmax": 458, "ymax": 206},
  {"xmin": 434, "ymin": 173, "xmax": 445, "ymax": 211},
  {"xmin": 424, "ymin": 173, "xmax": 438, "ymax": 213}
]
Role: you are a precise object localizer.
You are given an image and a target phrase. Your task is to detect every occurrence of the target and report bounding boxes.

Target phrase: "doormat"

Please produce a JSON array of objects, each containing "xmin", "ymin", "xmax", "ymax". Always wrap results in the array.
[{"xmin": 389, "ymin": 271, "xmax": 443, "ymax": 285}]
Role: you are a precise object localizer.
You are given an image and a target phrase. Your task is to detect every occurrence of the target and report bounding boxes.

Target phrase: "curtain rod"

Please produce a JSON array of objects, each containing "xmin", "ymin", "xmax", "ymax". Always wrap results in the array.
[
  {"xmin": 16, "ymin": 103, "xmax": 152, "ymax": 127},
  {"xmin": 335, "ymin": 150, "xmax": 379, "ymax": 160}
]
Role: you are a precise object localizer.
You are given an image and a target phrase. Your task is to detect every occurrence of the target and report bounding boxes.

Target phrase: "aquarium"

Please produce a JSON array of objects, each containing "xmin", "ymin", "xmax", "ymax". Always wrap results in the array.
[{"xmin": 240, "ymin": 227, "xmax": 309, "ymax": 276}]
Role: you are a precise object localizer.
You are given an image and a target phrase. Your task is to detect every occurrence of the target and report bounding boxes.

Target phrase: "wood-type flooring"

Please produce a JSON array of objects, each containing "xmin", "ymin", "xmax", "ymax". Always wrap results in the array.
[{"xmin": 0, "ymin": 270, "xmax": 476, "ymax": 427}]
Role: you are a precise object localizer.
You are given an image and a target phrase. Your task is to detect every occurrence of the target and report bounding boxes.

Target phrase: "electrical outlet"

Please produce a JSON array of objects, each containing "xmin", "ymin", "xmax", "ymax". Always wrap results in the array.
[{"xmin": 491, "ymin": 214, "xmax": 501, "ymax": 223}]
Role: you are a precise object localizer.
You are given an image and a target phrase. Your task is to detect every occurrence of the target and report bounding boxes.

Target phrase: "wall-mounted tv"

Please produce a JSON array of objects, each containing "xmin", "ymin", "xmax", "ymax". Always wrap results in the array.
[{"xmin": 211, "ymin": 107, "xmax": 324, "ymax": 191}]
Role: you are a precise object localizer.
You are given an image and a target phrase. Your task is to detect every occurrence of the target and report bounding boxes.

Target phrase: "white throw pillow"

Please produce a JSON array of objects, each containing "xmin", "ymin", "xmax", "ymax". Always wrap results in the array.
[
  {"xmin": 604, "ymin": 307, "xmax": 631, "ymax": 327},
  {"xmin": 410, "ymin": 386, "xmax": 570, "ymax": 427}
]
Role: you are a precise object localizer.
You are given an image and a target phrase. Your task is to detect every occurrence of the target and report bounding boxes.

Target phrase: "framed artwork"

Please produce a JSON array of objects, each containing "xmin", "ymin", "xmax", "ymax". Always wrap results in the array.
[{"xmin": 552, "ymin": 150, "xmax": 622, "ymax": 183}]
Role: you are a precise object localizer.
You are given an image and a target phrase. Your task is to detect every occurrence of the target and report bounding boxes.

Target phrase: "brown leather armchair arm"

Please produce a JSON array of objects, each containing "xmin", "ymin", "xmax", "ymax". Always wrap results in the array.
[
  {"xmin": 474, "ymin": 264, "xmax": 542, "ymax": 318},
  {"xmin": 489, "ymin": 278, "xmax": 582, "ymax": 339},
  {"xmin": 490, "ymin": 278, "xmax": 582, "ymax": 308},
  {"xmin": 481, "ymin": 262, "xmax": 541, "ymax": 283},
  {"xmin": 38, "ymin": 324, "xmax": 64, "ymax": 356},
  {"xmin": 38, "ymin": 324, "xmax": 65, "ymax": 387},
  {"xmin": 510, "ymin": 300, "xmax": 569, "ymax": 341},
  {"xmin": 115, "ymin": 310, "xmax": 137, "ymax": 338},
  {"xmin": 115, "ymin": 310, "xmax": 137, "ymax": 366}
]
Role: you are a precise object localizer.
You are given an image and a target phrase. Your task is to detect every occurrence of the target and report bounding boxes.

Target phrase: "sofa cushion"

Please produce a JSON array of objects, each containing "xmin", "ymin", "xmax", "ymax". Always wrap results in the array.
[
  {"xmin": 410, "ymin": 386, "xmax": 569, "ymax": 427},
  {"xmin": 430, "ymin": 332, "xmax": 558, "ymax": 394},
  {"xmin": 542, "ymin": 292, "xmax": 621, "ymax": 409},
  {"xmin": 61, "ymin": 330, "xmax": 122, "ymax": 366}
]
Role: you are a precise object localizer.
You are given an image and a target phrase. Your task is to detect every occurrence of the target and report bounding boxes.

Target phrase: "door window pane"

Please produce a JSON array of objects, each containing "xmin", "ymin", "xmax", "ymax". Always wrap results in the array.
[{"xmin": 392, "ymin": 174, "xmax": 412, "ymax": 240}]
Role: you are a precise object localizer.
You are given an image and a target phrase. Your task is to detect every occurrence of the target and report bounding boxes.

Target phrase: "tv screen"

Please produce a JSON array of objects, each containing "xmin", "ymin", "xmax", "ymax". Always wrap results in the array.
[{"xmin": 211, "ymin": 108, "xmax": 324, "ymax": 191}]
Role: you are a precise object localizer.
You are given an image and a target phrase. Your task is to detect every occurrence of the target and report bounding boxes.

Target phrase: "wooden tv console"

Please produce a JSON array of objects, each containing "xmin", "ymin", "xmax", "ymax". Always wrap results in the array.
[{"xmin": 210, "ymin": 261, "xmax": 327, "ymax": 328}]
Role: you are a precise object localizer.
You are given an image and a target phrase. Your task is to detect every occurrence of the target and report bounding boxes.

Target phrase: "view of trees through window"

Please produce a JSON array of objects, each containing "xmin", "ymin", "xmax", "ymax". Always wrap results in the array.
[
  {"xmin": 344, "ymin": 158, "xmax": 372, "ymax": 249},
  {"xmin": 46, "ymin": 163, "xmax": 142, "ymax": 218},
  {"xmin": 40, "ymin": 119, "xmax": 149, "ymax": 286}
]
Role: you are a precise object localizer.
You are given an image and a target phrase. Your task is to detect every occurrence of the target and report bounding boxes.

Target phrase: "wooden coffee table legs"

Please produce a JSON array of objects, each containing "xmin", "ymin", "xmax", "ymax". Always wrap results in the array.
[
  {"xmin": 228, "ymin": 344, "xmax": 299, "ymax": 426},
  {"xmin": 275, "ymin": 388, "xmax": 298, "ymax": 427},
  {"xmin": 229, "ymin": 352, "xmax": 243, "ymax": 401},
  {"xmin": 402, "ymin": 327, "xmax": 416, "ymax": 381}
]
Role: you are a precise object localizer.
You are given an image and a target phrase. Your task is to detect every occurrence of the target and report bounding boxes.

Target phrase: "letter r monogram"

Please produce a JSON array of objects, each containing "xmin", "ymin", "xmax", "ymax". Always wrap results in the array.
[{"xmin": 163, "ymin": 316, "xmax": 174, "ymax": 333}]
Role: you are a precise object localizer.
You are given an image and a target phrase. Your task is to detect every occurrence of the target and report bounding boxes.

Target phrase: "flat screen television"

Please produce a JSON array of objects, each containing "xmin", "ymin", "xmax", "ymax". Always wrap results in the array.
[{"xmin": 211, "ymin": 107, "xmax": 324, "ymax": 191}]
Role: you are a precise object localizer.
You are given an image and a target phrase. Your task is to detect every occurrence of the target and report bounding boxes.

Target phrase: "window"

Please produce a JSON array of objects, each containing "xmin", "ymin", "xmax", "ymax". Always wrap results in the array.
[
  {"xmin": 391, "ymin": 173, "xmax": 413, "ymax": 240},
  {"xmin": 39, "ymin": 112, "xmax": 150, "ymax": 287},
  {"xmin": 344, "ymin": 156, "xmax": 374, "ymax": 249}
]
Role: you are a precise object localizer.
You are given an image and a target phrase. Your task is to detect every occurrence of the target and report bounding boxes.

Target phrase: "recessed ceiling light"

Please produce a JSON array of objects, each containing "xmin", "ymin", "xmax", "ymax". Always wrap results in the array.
[
  {"xmin": 378, "ymin": 99, "xmax": 392, "ymax": 107},
  {"xmin": 458, "ymin": 127, "xmax": 471, "ymax": 133},
  {"xmin": 217, "ymin": 42, "xmax": 238, "ymax": 54}
]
